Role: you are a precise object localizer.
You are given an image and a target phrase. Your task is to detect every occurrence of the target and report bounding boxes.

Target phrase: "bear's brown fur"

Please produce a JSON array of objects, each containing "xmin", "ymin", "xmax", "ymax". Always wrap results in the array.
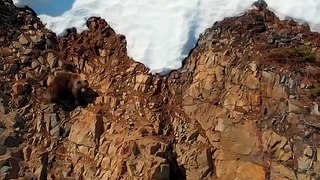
[{"xmin": 43, "ymin": 71, "xmax": 89, "ymax": 105}]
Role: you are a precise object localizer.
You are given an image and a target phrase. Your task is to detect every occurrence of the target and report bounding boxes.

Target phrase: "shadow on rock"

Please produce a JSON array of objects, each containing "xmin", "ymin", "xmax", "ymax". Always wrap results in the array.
[
  {"xmin": 165, "ymin": 143, "xmax": 186, "ymax": 180},
  {"xmin": 56, "ymin": 87, "xmax": 99, "ymax": 112}
]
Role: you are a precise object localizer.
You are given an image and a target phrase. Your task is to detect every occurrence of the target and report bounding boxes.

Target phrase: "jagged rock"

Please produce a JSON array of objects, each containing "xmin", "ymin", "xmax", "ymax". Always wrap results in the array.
[
  {"xmin": 50, "ymin": 125, "xmax": 60, "ymax": 136},
  {"xmin": 44, "ymin": 113, "xmax": 58, "ymax": 132},
  {"xmin": 0, "ymin": 165, "xmax": 11, "ymax": 174},
  {"xmin": 12, "ymin": 82, "xmax": 29, "ymax": 95},
  {"xmin": 46, "ymin": 52, "xmax": 58, "ymax": 69},
  {"xmin": 298, "ymin": 146, "xmax": 314, "ymax": 172},
  {"xmin": 23, "ymin": 146, "xmax": 32, "ymax": 161},
  {"xmin": 150, "ymin": 157, "xmax": 170, "ymax": 180},
  {"xmin": 0, "ymin": 102, "xmax": 7, "ymax": 114},
  {"xmin": 134, "ymin": 74, "xmax": 152, "ymax": 92},
  {"xmin": 195, "ymin": 148, "xmax": 214, "ymax": 178},
  {"xmin": 2, "ymin": 1, "xmax": 320, "ymax": 179},
  {"xmin": 0, "ymin": 97, "xmax": 9, "ymax": 114},
  {"xmin": 12, "ymin": 94, "xmax": 27, "ymax": 108},
  {"xmin": 20, "ymin": 55, "xmax": 31, "ymax": 63},
  {"xmin": 297, "ymin": 174, "xmax": 312, "ymax": 180},
  {"xmin": 30, "ymin": 34, "xmax": 44, "ymax": 44},
  {"xmin": 219, "ymin": 121, "xmax": 260, "ymax": 156},
  {"xmin": 270, "ymin": 163, "xmax": 297, "ymax": 180},
  {"xmin": 68, "ymin": 111, "xmax": 104, "ymax": 147},
  {"xmin": 288, "ymin": 100, "xmax": 303, "ymax": 114},
  {"xmin": 262, "ymin": 130, "xmax": 292, "ymax": 161},
  {"xmin": 216, "ymin": 161, "xmax": 266, "ymax": 180},
  {"xmin": 23, "ymin": 48, "xmax": 32, "ymax": 55},
  {"xmin": 18, "ymin": 34, "xmax": 29, "ymax": 45},
  {"xmin": 31, "ymin": 60, "xmax": 40, "ymax": 69},
  {"xmin": 131, "ymin": 142, "xmax": 140, "ymax": 156},
  {"xmin": 253, "ymin": 0, "xmax": 268, "ymax": 9},
  {"xmin": 311, "ymin": 102, "xmax": 320, "ymax": 115},
  {"xmin": 149, "ymin": 142, "xmax": 166, "ymax": 156},
  {"xmin": 13, "ymin": 41, "xmax": 22, "ymax": 49}
]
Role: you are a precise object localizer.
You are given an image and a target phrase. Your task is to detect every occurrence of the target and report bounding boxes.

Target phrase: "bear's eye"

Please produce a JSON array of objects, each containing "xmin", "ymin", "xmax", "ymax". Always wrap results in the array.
[
  {"xmin": 84, "ymin": 80, "xmax": 88, "ymax": 84},
  {"xmin": 76, "ymin": 81, "xmax": 81, "ymax": 84}
]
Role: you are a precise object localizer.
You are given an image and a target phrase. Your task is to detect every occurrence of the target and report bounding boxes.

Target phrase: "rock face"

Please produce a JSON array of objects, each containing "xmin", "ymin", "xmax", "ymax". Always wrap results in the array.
[
  {"xmin": 2, "ymin": 0, "xmax": 320, "ymax": 179},
  {"xmin": 68, "ymin": 110, "xmax": 103, "ymax": 147}
]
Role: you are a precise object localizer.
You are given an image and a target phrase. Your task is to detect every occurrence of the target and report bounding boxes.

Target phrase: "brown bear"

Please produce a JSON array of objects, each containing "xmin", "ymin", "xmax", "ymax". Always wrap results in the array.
[{"xmin": 43, "ymin": 71, "xmax": 89, "ymax": 105}]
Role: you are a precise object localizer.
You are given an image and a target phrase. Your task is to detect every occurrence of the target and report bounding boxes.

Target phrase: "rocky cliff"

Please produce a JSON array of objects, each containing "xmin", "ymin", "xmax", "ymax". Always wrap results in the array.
[{"xmin": 1, "ymin": 0, "xmax": 320, "ymax": 179}]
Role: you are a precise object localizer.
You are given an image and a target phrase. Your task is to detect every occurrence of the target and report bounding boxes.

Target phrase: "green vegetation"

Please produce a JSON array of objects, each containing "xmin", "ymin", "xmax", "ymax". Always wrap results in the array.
[
  {"xmin": 310, "ymin": 86, "xmax": 320, "ymax": 98},
  {"xmin": 294, "ymin": 46, "xmax": 317, "ymax": 62},
  {"xmin": 269, "ymin": 46, "xmax": 317, "ymax": 63}
]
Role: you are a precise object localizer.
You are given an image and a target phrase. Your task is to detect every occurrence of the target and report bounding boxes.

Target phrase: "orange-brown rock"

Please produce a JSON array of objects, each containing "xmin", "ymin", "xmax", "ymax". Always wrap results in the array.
[{"xmin": 3, "ymin": 0, "xmax": 320, "ymax": 179}]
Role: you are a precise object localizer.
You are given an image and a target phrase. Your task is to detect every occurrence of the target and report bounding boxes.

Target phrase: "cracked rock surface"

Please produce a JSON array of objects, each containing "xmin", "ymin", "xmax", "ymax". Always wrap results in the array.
[{"xmin": 2, "ymin": 1, "xmax": 320, "ymax": 179}]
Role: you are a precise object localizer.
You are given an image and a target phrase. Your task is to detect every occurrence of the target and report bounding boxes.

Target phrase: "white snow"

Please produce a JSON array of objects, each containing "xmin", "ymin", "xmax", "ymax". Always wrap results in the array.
[
  {"xmin": 12, "ymin": 0, "xmax": 320, "ymax": 74},
  {"xmin": 267, "ymin": 0, "xmax": 320, "ymax": 30}
]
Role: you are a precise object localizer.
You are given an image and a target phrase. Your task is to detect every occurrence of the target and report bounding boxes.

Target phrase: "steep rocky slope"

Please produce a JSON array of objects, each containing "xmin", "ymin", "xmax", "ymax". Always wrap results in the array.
[{"xmin": 2, "ymin": 0, "xmax": 320, "ymax": 179}]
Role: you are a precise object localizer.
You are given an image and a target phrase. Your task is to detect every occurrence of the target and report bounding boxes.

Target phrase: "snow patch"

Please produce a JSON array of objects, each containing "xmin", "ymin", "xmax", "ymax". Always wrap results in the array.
[
  {"xmin": 12, "ymin": 0, "xmax": 320, "ymax": 74},
  {"xmin": 267, "ymin": 0, "xmax": 320, "ymax": 30}
]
